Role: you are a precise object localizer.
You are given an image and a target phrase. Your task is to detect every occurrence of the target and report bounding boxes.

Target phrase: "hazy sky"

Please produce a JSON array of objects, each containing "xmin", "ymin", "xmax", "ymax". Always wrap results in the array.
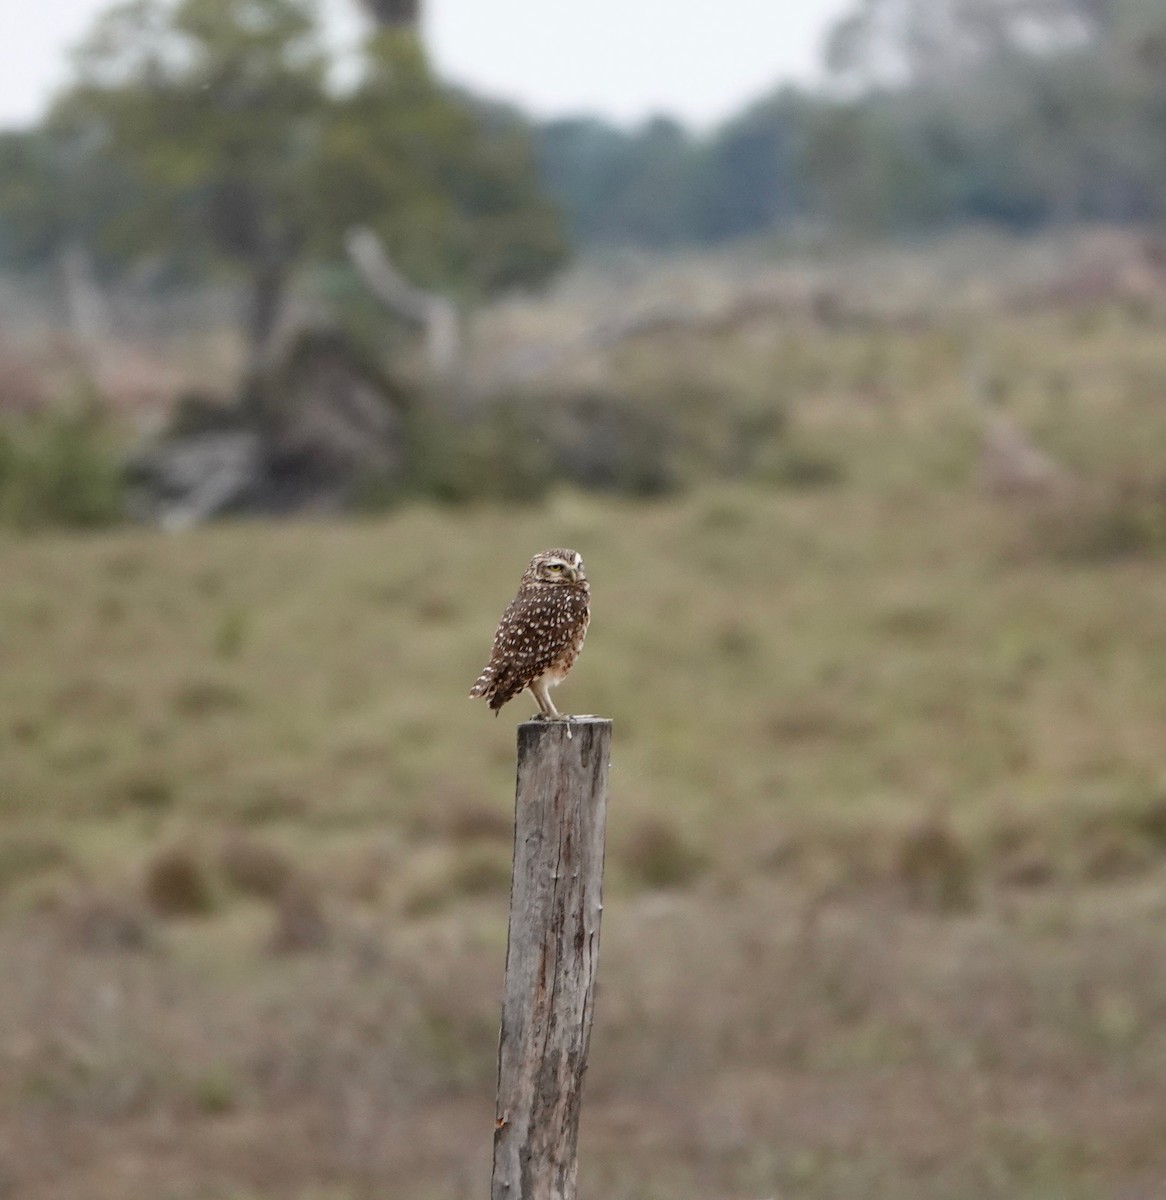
[{"xmin": 2, "ymin": 0, "xmax": 848, "ymax": 131}]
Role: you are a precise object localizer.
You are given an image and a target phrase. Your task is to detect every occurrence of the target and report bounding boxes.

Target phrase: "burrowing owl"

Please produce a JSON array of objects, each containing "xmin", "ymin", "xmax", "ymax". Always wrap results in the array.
[{"xmin": 469, "ymin": 548, "xmax": 590, "ymax": 719}]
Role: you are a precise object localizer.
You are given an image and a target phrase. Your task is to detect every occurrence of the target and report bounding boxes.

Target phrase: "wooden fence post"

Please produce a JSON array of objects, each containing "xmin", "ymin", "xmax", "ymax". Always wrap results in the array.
[{"xmin": 491, "ymin": 717, "xmax": 612, "ymax": 1200}]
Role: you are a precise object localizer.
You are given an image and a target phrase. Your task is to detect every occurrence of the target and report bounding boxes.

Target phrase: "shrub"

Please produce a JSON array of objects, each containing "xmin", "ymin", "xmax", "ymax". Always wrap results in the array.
[
  {"xmin": 0, "ymin": 403, "xmax": 125, "ymax": 529},
  {"xmin": 399, "ymin": 404, "xmax": 551, "ymax": 506},
  {"xmin": 392, "ymin": 384, "xmax": 788, "ymax": 508},
  {"xmin": 520, "ymin": 389, "xmax": 685, "ymax": 497}
]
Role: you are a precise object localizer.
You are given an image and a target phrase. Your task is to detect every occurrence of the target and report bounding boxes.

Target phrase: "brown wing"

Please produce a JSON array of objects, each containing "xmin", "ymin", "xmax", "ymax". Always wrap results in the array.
[{"xmin": 469, "ymin": 587, "xmax": 588, "ymax": 711}]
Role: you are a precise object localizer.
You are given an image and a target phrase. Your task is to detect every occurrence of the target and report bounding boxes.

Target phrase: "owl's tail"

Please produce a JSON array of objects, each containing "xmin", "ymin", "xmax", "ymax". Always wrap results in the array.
[{"xmin": 468, "ymin": 665, "xmax": 495, "ymax": 699}]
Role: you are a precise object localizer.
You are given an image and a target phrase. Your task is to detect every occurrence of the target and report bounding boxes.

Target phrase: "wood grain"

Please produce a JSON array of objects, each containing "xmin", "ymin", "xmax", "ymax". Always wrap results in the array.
[{"xmin": 491, "ymin": 717, "xmax": 611, "ymax": 1200}]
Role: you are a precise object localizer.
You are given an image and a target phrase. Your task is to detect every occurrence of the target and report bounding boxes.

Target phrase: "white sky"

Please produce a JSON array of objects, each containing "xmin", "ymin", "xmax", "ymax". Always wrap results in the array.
[{"xmin": 1, "ymin": 0, "xmax": 848, "ymax": 131}]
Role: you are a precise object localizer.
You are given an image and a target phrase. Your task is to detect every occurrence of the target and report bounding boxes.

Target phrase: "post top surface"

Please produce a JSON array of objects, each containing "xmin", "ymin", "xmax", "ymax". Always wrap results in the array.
[{"xmin": 517, "ymin": 716, "xmax": 612, "ymax": 730}]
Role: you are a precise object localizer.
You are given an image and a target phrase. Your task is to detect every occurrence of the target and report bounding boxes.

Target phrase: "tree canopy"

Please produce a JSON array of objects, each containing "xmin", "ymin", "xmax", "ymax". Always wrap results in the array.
[
  {"xmin": 0, "ymin": 0, "xmax": 566, "ymax": 361},
  {"xmin": 3, "ymin": 0, "xmax": 1166, "ymax": 280},
  {"xmin": 529, "ymin": 0, "xmax": 1166, "ymax": 246}
]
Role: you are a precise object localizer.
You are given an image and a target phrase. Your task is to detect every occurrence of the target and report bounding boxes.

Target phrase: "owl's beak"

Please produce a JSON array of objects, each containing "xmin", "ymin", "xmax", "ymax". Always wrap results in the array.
[{"xmin": 565, "ymin": 565, "xmax": 581, "ymax": 582}]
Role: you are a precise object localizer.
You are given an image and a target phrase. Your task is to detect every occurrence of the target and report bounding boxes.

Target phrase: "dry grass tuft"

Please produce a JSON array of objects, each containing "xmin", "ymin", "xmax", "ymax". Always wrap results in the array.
[
  {"xmin": 217, "ymin": 832, "xmax": 295, "ymax": 900},
  {"xmin": 991, "ymin": 821, "xmax": 1058, "ymax": 888},
  {"xmin": 58, "ymin": 889, "xmax": 154, "ymax": 953},
  {"xmin": 189, "ymin": 1063, "xmax": 238, "ymax": 1115},
  {"xmin": 143, "ymin": 844, "xmax": 216, "ymax": 917},
  {"xmin": 1078, "ymin": 828, "xmax": 1156, "ymax": 882},
  {"xmin": 113, "ymin": 770, "xmax": 176, "ymax": 811},
  {"xmin": 894, "ymin": 815, "xmax": 976, "ymax": 913},
  {"xmin": 447, "ymin": 844, "xmax": 512, "ymax": 898},
  {"xmin": 267, "ymin": 878, "xmax": 331, "ymax": 954},
  {"xmin": 412, "ymin": 786, "xmax": 513, "ymax": 844},
  {"xmin": 1128, "ymin": 793, "xmax": 1166, "ymax": 848},
  {"xmin": 440, "ymin": 803, "xmax": 513, "ymax": 845},
  {"xmin": 170, "ymin": 677, "xmax": 248, "ymax": 718},
  {"xmin": 621, "ymin": 818, "xmax": 708, "ymax": 890},
  {"xmin": 0, "ymin": 834, "xmax": 71, "ymax": 894},
  {"xmin": 336, "ymin": 841, "xmax": 397, "ymax": 904},
  {"xmin": 1030, "ymin": 474, "xmax": 1166, "ymax": 562},
  {"xmin": 218, "ymin": 784, "xmax": 309, "ymax": 824}
]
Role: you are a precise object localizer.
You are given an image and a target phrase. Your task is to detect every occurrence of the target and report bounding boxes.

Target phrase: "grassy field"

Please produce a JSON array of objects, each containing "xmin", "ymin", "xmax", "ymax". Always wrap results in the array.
[{"xmin": 4, "ymin": 285, "xmax": 1166, "ymax": 1197}]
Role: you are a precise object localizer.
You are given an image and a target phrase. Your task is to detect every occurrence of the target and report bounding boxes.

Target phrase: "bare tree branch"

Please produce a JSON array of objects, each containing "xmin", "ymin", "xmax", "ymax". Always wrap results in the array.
[{"xmin": 344, "ymin": 226, "xmax": 460, "ymax": 378}]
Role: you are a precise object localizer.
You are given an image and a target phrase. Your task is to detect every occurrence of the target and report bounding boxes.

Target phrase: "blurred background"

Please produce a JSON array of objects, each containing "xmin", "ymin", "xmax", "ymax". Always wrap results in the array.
[{"xmin": 4, "ymin": 1, "xmax": 1166, "ymax": 1197}]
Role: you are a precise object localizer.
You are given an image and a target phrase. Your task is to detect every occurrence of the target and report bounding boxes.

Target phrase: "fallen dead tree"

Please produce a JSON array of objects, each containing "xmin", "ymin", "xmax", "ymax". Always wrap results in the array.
[{"xmin": 127, "ymin": 328, "xmax": 411, "ymax": 528}]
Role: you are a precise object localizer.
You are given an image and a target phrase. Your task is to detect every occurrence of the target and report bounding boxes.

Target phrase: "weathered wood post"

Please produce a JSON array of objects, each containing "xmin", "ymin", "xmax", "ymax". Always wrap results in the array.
[{"xmin": 491, "ymin": 717, "xmax": 611, "ymax": 1200}]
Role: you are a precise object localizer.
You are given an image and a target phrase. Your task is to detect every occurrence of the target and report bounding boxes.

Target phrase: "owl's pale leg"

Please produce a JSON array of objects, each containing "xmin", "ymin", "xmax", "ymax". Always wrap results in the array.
[
  {"xmin": 531, "ymin": 677, "xmax": 574, "ymax": 738},
  {"xmin": 530, "ymin": 677, "xmax": 560, "ymax": 719}
]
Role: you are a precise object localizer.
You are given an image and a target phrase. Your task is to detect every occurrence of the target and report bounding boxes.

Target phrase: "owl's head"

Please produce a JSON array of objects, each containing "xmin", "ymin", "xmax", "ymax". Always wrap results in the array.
[{"xmin": 523, "ymin": 548, "xmax": 586, "ymax": 586}]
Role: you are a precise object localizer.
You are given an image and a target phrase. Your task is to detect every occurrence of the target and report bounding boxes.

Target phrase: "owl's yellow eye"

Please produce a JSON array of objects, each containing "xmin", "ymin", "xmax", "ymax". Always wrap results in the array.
[{"xmin": 546, "ymin": 563, "xmax": 564, "ymax": 572}]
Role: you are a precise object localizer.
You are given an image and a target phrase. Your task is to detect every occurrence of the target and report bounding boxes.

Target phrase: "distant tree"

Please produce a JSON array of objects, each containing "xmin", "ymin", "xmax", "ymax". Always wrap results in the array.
[
  {"xmin": 536, "ymin": 118, "xmax": 646, "ymax": 245},
  {"xmin": 319, "ymin": 37, "xmax": 566, "ymax": 294},
  {"xmin": 694, "ymin": 90, "xmax": 811, "ymax": 240},
  {"xmin": 536, "ymin": 103, "xmax": 818, "ymax": 249},
  {"xmin": 824, "ymin": 0, "xmax": 1118, "ymax": 86},
  {"xmin": 0, "ymin": 128, "xmax": 134, "ymax": 275},
  {"xmin": 0, "ymin": 126, "xmax": 144, "ymax": 350},
  {"xmin": 601, "ymin": 118, "xmax": 699, "ymax": 246},
  {"xmin": 814, "ymin": 0, "xmax": 1166, "ymax": 231},
  {"xmin": 0, "ymin": 132, "xmax": 64, "ymax": 271},
  {"xmin": 358, "ymin": 0, "xmax": 419, "ymax": 26},
  {"xmin": 531, "ymin": 0, "xmax": 1166, "ymax": 244},
  {"xmin": 31, "ymin": 0, "xmax": 564, "ymax": 378},
  {"xmin": 53, "ymin": 0, "xmax": 334, "ymax": 374}
]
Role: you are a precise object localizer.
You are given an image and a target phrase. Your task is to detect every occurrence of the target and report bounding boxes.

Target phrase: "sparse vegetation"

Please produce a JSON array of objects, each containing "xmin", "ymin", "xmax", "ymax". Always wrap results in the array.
[
  {"xmin": 266, "ymin": 878, "xmax": 330, "ymax": 953},
  {"xmin": 58, "ymin": 889, "xmax": 154, "ymax": 953},
  {"xmin": 3, "ymin": 251, "xmax": 1166, "ymax": 1197},
  {"xmin": 621, "ymin": 818, "xmax": 708, "ymax": 890},
  {"xmin": 4, "ymin": 0, "xmax": 1165, "ymax": 1183},
  {"xmin": 217, "ymin": 832, "xmax": 295, "ymax": 900},
  {"xmin": 447, "ymin": 843, "xmax": 512, "ymax": 897},
  {"xmin": 0, "ymin": 404, "xmax": 125, "ymax": 529},
  {"xmin": 894, "ymin": 815, "xmax": 976, "ymax": 913},
  {"xmin": 0, "ymin": 833, "xmax": 70, "ymax": 895},
  {"xmin": 1032, "ymin": 474, "xmax": 1166, "ymax": 562}
]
